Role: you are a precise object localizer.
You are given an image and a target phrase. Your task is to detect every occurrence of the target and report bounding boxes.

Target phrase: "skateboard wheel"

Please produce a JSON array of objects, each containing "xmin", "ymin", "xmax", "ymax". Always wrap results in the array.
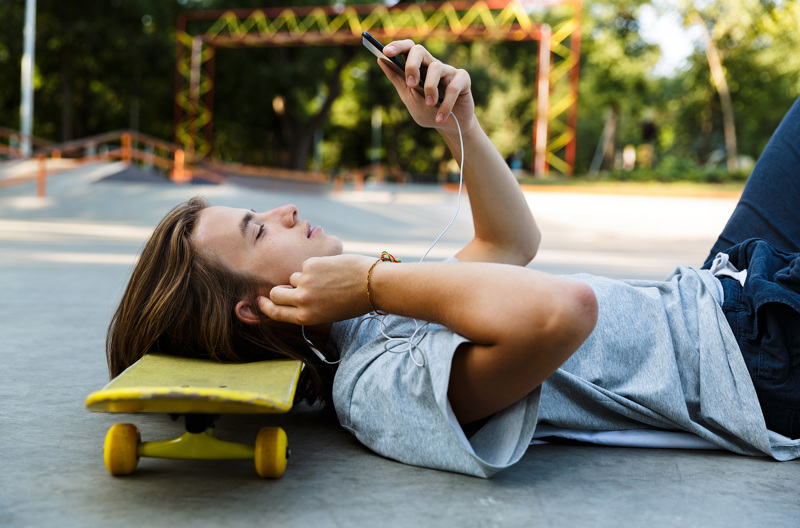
[
  {"xmin": 103, "ymin": 423, "xmax": 140, "ymax": 476},
  {"xmin": 254, "ymin": 427, "xmax": 288, "ymax": 478}
]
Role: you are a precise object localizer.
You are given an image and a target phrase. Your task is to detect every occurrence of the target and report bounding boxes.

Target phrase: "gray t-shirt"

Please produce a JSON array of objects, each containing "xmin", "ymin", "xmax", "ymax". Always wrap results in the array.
[
  {"xmin": 331, "ymin": 314, "xmax": 540, "ymax": 477},
  {"xmin": 330, "ymin": 265, "xmax": 800, "ymax": 478}
]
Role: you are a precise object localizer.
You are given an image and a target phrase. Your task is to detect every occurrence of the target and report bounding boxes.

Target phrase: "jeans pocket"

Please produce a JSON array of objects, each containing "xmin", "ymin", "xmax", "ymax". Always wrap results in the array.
[{"xmin": 751, "ymin": 302, "xmax": 800, "ymax": 383}]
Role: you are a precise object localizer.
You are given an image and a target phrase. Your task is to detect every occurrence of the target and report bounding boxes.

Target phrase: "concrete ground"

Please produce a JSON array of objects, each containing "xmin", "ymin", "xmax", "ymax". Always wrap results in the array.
[{"xmin": 1, "ymin": 161, "xmax": 797, "ymax": 527}]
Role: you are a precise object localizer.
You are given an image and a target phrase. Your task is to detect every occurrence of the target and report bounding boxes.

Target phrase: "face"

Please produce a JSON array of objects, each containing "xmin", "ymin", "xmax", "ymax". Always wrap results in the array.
[{"xmin": 192, "ymin": 204, "xmax": 343, "ymax": 286}]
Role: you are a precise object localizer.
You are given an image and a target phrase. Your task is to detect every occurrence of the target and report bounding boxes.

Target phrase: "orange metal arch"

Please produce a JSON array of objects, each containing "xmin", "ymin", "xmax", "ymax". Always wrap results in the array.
[{"xmin": 174, "ymin": 0, "xmax": 581, "ymax": 175}]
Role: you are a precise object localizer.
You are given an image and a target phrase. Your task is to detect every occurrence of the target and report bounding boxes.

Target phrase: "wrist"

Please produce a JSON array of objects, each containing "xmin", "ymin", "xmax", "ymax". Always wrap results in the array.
[
  {"xmin": 438, "ymin": 114, "xmax": 480, "ymax": 143},
  {"xmin": 365, "ymin": 251, "xmax": 401, "ymax": 314}
]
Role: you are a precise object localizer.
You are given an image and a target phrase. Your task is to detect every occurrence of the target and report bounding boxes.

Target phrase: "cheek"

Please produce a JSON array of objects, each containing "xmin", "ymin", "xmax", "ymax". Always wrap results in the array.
[
  {"xmin": 264, "ymin": 243, "xmax": 305, "ymax": 284},
  {"xmin": 264, "ymin": 257, "xmax": 295, "ymax": 286}
]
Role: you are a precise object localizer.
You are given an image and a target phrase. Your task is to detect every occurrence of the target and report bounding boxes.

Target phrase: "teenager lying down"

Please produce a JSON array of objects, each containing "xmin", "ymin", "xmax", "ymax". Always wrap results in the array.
[{"xmin": 107, "ymin": 40, "xmax": 800, "ymax": 477}]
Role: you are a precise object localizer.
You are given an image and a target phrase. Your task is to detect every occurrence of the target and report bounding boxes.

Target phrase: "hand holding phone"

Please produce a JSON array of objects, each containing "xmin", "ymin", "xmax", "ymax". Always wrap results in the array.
[{"xmin": 362, "ymin": 32, "xmax": 443, "ymax": 106}]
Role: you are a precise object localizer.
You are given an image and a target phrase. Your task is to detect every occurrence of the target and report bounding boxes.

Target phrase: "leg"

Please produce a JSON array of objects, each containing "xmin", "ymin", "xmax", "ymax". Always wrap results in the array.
[
  {"xmin": 706, "ymin": 100, "xmax": 800, "ymax": 438},
  {"xmin": 703, "ymin": 98, "xmax": 800, "ymax": 267}
]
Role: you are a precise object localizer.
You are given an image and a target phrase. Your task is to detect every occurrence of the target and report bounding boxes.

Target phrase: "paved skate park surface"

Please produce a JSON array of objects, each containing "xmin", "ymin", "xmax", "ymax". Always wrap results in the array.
[{"xmin": 1, "ymin": 161, "xmax": 797, "ymax": 527}]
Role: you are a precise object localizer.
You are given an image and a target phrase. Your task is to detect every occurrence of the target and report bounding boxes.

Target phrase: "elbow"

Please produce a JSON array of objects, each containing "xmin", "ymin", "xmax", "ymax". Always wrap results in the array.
[
  {"xmin": 527, "ymin": 225, "xmax": 542, "ymax": 263},
  {"xmin": 496, "ymin": 279, "xmax": 597, "ymax": 391},
  {"xmin": 542, "ymin": 280, "xmax": 598, "ymax": 362},
  {"xmin": 512, "ymin": 279, "xmax": 598, "ymax": 355},
  {"xmin": 571, "ymin": 282, "xmax": 598, "ymax": 343},
  {"xmin": 550, "ymin": 282, "xmax": 597, "ymax": 369},
  {"xmin": 515, "ymin": 225, "xmax": 541, "ymax": 266}
]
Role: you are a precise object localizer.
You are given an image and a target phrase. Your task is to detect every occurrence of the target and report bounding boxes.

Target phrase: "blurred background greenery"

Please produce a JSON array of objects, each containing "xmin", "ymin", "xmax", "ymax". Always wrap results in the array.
[{"xmin": 1, "ymin": 0, "xmax": 798, "ymax": 182}]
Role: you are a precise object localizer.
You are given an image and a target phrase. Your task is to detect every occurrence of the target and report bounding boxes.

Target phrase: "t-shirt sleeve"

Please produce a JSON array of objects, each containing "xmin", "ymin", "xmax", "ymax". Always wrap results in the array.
[{"xmin": 332, "ymin": 324, "xmax": 540, "ymax": 478}]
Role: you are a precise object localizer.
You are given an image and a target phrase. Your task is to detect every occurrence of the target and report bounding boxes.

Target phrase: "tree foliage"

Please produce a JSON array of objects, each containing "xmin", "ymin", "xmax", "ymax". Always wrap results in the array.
[{"xmin": 1, "ymin": 0, "xmax": 799, "ymax": 178}]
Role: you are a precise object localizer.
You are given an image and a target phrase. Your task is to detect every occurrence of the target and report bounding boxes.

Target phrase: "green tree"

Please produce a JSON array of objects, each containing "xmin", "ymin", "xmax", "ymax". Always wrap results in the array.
[
  {"xmin": 0, "ymin": 0, "xmax": 183, "ymax": 142},
  {"xmin": 654, "ymin": 0, "xmax": 800, "ymax": 169},
  {"xmin": 4, "ymin": 1, "xmax": 799, "ymax": 180},
  {"xmin": 574, "ymin": 1, "xmax": 658, "ymax": 174},
  {"xmin": 675, "ymin": 0, "xmax": 769, "ymax": 171},
  {"xmin": 201, "ymin": 0, "xmax": 362, "ymax": 170}
]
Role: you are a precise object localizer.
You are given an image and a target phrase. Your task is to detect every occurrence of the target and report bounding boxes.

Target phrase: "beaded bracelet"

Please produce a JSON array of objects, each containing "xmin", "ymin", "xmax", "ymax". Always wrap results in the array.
[{"xmin": 366, "ymin": 251, "xmax": 400, "ymax": 314}]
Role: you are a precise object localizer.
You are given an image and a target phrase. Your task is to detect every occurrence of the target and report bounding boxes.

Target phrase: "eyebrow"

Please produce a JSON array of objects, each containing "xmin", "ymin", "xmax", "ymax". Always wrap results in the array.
[{"xmin": 240, "ymin": 211, "xmax": 253, "ymax": 240}]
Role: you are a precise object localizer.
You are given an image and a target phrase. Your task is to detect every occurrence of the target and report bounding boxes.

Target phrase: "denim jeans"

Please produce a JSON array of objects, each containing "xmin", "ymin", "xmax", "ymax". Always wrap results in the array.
[
  {"xmin": 702, "ymin": 98, "xmax": 800, "ymax": 438},
  {"xmin": 717, "ymin": 242, "xmax": 800, "ymax": 438},
  {"xmin": 704, "ymin": 97, "xmax": 800, "ymax": 263}
]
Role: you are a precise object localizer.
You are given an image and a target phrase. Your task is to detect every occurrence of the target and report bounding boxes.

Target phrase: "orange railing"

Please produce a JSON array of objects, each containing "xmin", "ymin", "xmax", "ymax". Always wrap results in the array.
[
  {"xmin": 200, "ymin": 160, "xmax": 328, "ymax": 184},
  {"xmin": 1, "ymin": 128, "xmax": 341, "ymax": 197},
  {"xmin": 0, "ymin": 129, "xmax": 215, "ymax": 196},
  {"xmin": 0, "ymin": 126, "xmax": 53, "ymax": 158},
  {"xmin": 38, "ymin": 129, "xmax": 197, "ymax": 182},
  {"xmin": 331, "ymin": 163, "xmax": 409, "ymax": 192}
]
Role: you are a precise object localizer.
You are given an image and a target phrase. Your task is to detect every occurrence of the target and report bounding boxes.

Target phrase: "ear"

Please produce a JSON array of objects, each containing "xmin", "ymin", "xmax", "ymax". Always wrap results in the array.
[{"xmin": 234, "ymin": 300, "xmax": 261, "ymax": 325}]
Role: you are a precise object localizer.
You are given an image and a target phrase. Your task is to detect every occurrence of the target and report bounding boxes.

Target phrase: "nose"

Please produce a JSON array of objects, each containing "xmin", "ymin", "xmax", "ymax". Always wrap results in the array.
[{"xmin": 271, "ymin": 204, "xmax": 297, "ymax": 227}]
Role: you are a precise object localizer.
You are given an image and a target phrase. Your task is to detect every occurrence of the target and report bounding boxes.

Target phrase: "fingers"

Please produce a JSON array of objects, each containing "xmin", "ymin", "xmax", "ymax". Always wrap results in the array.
[
  {"xmin": 382, "ymin": 39, "xmax": 414, "ymax": 58},
  {"xmin": 378, "ymin": 42, "xmax": 432, "ymax": 102},
  {"xmin": 268, "ymin": 284, "xmax": 300, "ymax": 310},
  {"xmin": 257, "ymin": 295, "xmax": 298, "ymax": 324},
  {"xmin": 257, "ymin": 254, "xmax": 375, "ymax": 326},
  {"xmin": 259, "ymin": 289, "xmax": 319, "ymax": 326},
  {"xmin": 436, "ymin": 68, "xmax": 471, "ymax": 124},
  {"xmin": 384, "ymin": 40, "xmax": 441, "ymax": 91},
  {"xmin": 255, "ymin": 284, "xmax": 302, "ymax": 322},
  {"xmin": 423, "ymin": 60, "xmax": 444, "ymax": 107},
  {"xmin": 377, "ymin": 58, "xmax": 431, "ymax": 110},
  {"xmin": 404, "ymin": 43, "xmax": 437, "ymax": 89},
  {"xmin": 383, "ymin": 40, "xmax": 468, "ymax": 126}
]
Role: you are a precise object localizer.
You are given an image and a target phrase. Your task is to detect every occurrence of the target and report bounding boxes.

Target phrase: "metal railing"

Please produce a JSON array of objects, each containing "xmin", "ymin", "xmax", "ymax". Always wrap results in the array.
[
  {"xmin": 0, "ymin": 129, "xmax": 206, "ymax": 196},
  {"xmin": 1, "ymin": 127, "xmax": 340, "ymax": 197},
  {"xmin": 0, "ymin": 126, "xmax": 53, "ymax": 158}
]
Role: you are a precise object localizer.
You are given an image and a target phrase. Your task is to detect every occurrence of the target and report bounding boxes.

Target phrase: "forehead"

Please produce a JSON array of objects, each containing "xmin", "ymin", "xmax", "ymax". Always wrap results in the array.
[{"xmin": 192, "ymin": 205, "xmax": 248, "ymax": 257}]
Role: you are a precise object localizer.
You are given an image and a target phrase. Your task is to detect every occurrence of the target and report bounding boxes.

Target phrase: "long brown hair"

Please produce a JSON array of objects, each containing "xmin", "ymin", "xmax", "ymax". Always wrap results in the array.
[{"xmin": 106, "ymin": 196, "xmax": 335, "ymax": 405}]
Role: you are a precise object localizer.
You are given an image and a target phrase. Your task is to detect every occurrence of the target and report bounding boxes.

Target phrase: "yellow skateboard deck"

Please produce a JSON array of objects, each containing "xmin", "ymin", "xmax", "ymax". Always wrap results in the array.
[
  {"xmin": 86, "ymin": 354, "xmax": 302, "ymax": 414},
  {"xmin": 85, "ymin": 354, "xmax": 303, "ymax": 479}
]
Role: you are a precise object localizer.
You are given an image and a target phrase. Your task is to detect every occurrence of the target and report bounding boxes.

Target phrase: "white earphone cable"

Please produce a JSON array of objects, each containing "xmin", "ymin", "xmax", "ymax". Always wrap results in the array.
[
  {"xmin": 371, "ymin": 111, "xmax": 465, "ymax": 367},
  {"xmin": 305, "ymin": 111, "xmax": 465, "ymax": 367}
]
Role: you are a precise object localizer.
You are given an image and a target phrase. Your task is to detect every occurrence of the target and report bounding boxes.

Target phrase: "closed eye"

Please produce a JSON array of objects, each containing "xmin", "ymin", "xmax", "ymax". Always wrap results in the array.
[{"xmin": 256, "ymin": 224, "xmax": 265, "ymax": 239}]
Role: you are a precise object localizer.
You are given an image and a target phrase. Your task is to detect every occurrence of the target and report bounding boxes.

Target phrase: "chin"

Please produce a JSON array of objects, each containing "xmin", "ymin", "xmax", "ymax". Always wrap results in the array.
[{"xmin": 331, "ymin": 237, "xmax": 344, "ymax": 255}]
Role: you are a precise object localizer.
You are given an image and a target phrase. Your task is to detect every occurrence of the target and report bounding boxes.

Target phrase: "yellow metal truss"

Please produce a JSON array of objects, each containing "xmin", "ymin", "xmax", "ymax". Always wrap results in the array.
[
  {"xmin": 175, "ymin": 0, "xmax": 581, "ymax": 174},
  {"xmin": 200, "ymin": 2, "xmax": 539, "ymax": 41}
]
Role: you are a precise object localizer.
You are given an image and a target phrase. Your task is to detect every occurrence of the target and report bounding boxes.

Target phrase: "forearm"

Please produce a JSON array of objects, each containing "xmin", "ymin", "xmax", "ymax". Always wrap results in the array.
[
  {"xmin": 370, "ymin": 260, "xmax": 597, "ymax": 422},
  {"xmin": 377, "ymin": 40, "xmax": 539, "ymax": 266},
  {"xmin": 369, "ymin": 261, "xmax": 591, "ymax": 348},
  {"xmin": 440, "ymin": 121, "xmax": 541, "ymax": 266}
]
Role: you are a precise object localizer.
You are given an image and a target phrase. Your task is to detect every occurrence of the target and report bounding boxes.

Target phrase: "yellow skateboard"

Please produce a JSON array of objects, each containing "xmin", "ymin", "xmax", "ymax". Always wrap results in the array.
[{"xmin": 85, "ymin": 354, "xmax": 303, "ymax": 478}]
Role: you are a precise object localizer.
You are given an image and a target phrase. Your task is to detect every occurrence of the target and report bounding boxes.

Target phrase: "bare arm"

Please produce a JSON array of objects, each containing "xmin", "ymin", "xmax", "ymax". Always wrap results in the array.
[
  {"xmin": 259, "ymin": 43, "xmax": 596, "ymax": 425},
  {"xmin": 368, "ymin": 261, "xmax": 596, "ymax": 423},
  {"xmin": 259, "ymin": 256, "xmax": 597, "ymax": 424},
  {"xmin": 444, "ymin": 126, "xmax": 540, "ymax": 266},
  {"xmin": 382, "ymin": 41, "xmax": 540, "ymax": 266}
]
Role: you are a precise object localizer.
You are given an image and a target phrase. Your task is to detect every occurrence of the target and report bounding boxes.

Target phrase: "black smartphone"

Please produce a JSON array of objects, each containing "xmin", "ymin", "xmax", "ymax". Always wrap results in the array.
[{"xmin": 361, "ymin": 31, "xmax": 442, "ymax": 105}]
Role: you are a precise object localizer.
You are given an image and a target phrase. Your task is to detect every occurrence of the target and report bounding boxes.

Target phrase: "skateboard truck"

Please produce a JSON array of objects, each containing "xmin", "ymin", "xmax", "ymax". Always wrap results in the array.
[
  {"xmin": 183, "ymin": 413, "xmax": 217, "ymax": 433},
  {"xmin": 103, "ymin": 413, "xmax": 290, "ymax": 478}
]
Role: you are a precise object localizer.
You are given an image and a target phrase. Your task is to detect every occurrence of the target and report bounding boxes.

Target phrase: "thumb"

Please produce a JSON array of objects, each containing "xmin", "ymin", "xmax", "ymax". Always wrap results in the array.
[
  {"xmin": 257, "ymin": 295, "xmax": 298, "ymax": 324},
  {"xmin": 256, "ymin": 295, "xmax": 276, "ymax": 316}
]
